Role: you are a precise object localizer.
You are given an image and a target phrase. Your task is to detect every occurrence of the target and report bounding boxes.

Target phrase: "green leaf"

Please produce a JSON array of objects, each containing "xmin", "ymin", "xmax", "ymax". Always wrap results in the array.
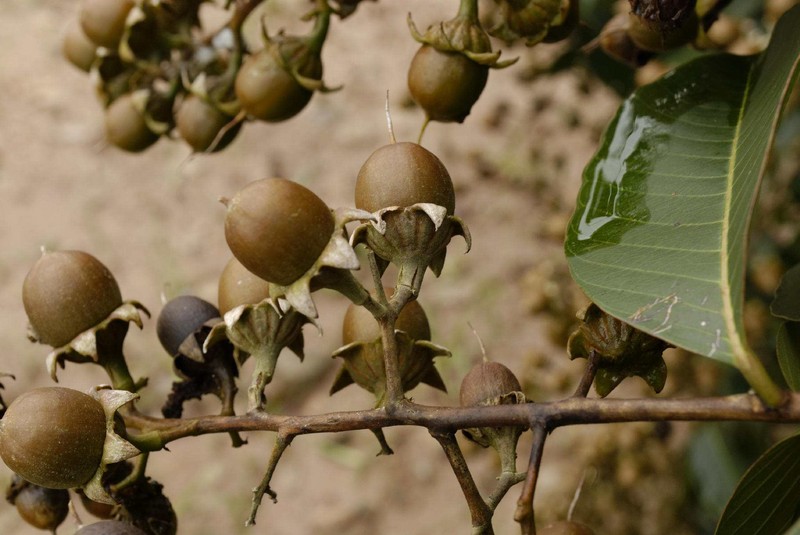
[
  {"xmin": 777, "ymin": 322, "xmax": 800, "ymax": 391},
  {"xmin": 565, "ymin": 7, "xmax": 800, "ymax": 390},
  {"xmin": 715, "ymin": 433, "xmax": 800, "ymax": 535},
  {"xmin": 772, "ymin": 263, "xmax": 800, "ymax": 321}
]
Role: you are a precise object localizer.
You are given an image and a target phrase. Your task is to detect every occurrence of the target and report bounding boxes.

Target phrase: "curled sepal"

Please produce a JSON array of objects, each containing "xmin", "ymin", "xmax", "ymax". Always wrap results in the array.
[
  {"xmin": 488, "ymin": 0, "xmax": 566, "ymax": 46},
  {"xmin": 330, "ymin": 331, "xmax": 450, "ymax": 406},
  {"xmin": 567, "ymin": 303, "xmax": 671, "ymax": 396},
  {"xmin": 350, "ymin": 204, "xmax": 471, "ymax": 294},
  {"xmin": 205, "ymin": 300, "xmax": 308, "ymax": 365},
  {"xmin": 407, "ymin": 11, "xmax": 515, "ymax": 69},
  {"xmin": 45, "ymin": 301, "xmax": 149, "ymax": 383},
  {"xmin": 268, "ymin": 207, "xmax": 374, "ymax": 319},
  {"xmin": 82, "ymin": 388, "xmax": 141, "ymax": 505}
]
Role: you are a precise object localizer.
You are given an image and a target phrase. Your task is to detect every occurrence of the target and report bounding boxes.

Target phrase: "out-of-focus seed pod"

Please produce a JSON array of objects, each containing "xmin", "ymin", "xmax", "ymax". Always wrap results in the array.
[
  {"xmin": 63, "ymin": 20, "xmax": 98, "ymax": 72},
  {"xmin": 79, "ymin": 0, "xmax": 135, "ymax": 49}
]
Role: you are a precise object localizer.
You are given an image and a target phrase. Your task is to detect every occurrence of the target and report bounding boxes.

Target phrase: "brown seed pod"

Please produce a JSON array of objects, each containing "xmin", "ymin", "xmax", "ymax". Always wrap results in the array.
[
  {"xmin": 6, "ymin": 476, "xmax": 70, "ymax": 532},
  {"xmin": 175, "ymin": 95, "xmax": 240, "ymax": 153},
  {"xmin": 355, "ymin": 142, "xmax": 455, "ymax": 214},
  {"xmin": 63, "ymin": 20, "xmax": 98, "ymax": 72},
  {"xmin": 0, "ymin": 387, "xmax": 107, "ymax": 489},
  {"xmin": 234, "ymin": 48, "xmax": 318, "ymax": 122},
  {"xmin": 408, "ymin": 45, "xmax": 489, "ymax": 123},
  {"xmin": 224, "ymin": 178, "xmax": 335, "ymax": 286},
  {"xmin": 459, "ymin": 361, "xmax": 522, "ymax": 407},
  {"xmin": 23, "ymin": 250, "xmax": 123, "ymax": 348},
  {"xmin": 104, "ymin": 94, "xmax": 160, "ymax": 153},
  {"xmin": 79, "ymin": 0, "xmax": 135, "ymax": 49},
  {"xmin": 217, "ymin": 257, "xmax": 271, "ymax": 316},
  {"xmin": 342, "ymin": 293, "xmax": 431, "ymax": 345}
]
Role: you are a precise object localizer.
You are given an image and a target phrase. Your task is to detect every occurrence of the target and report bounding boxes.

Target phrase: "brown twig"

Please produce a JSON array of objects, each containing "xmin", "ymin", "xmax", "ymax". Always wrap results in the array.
[
  {"xmin": 514, "ymin": 425, "xmax": 547, "ymax": 534},
  {"xmin": 125, "ymin": 392, "xmax": 800, "ymax": 449},
  {"xmin": 247, "ymin": 432, "xmax": 295, "ymax": 526},
  {"xmin": 431, "ymin": 430, "xmax": 494, "ymax": 534}
]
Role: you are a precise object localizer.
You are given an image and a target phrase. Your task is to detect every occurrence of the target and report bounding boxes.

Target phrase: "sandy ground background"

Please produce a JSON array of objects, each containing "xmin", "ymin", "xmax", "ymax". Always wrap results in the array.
[{"xmin": 0, "ymin": 0, "xmax": 747, "ymax": 533}]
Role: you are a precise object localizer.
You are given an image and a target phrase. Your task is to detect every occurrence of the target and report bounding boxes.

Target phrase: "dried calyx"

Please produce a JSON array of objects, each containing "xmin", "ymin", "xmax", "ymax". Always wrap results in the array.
[
  {"xmin": 567, "ymin": 303, "xmax": 671, "ymax": 396},
  {"xmin": 331, "ymin": 293, "xmax": 450, "ymax": 406},
  {"xmin": 205, "ymin": 257, "xmax": 307, "ymax": 412},
  {"xmin": 488, "ymin": 0, "xmax": 579, "ymax": 46}
]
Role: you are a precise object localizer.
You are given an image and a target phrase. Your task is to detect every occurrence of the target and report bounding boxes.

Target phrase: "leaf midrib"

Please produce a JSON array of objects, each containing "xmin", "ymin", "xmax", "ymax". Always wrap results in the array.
[{"xmin": 719, "ymin": 61, "xmax": 754, "ymax": 368}]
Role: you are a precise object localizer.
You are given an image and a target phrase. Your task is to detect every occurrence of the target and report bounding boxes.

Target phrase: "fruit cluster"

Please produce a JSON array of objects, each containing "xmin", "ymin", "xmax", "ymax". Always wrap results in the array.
[
  {"xmin": 0, "ymin": 120, "xmax": 670, "ymax": 530},
  {"xmin": 60, "ymin": 0, "xmax": 592, "ymax": 154}
]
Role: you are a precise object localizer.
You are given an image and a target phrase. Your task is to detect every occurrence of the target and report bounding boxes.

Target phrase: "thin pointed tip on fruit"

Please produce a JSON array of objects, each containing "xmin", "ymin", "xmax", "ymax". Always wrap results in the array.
[
  {"xmin": 205, "ymin": 112, "xmax": 245, "ymax": 154},
  {"xmin": 219, "ymin": 196, "xmax": 231, "ymax": 208},
  {"xmin": 467, "ymin": 322, "xmax": 489, "ymax": 363},
  {"xmin": 385, "ymin": 91, "xmax": 397, "ymax": 144},
  {"xmin": 418, "ymin": 116, "xmax": 430, "ymax": 145}
]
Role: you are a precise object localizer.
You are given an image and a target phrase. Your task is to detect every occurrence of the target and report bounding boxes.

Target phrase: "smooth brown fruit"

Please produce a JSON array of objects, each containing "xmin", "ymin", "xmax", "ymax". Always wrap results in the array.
[
  {"xmin": 460, "ymin": 361, "xmax": 522, "ymax": 407},
  {"xmin": 0, "ymin": 387, "xmax": 106, "ymax": 489},
  {"xmin": 79, "ymin": 0, "xmax": 135, "ymax": 49},
  {"xmin": 104, "ymin": 94, "xmax": 159, "ymax": 152},
  {"xmin": 63, "ymin": 20, "xmax": 98, "ymax": 72},
  {"xmin": 217, "ymin": 257, "xmax": 270, "ymax": 316},
  {"xmin": 9, "ymin": 478, "xmax": 70, "ymax": 531},
  {"xmin": 224, "ymin": 178, "xmax": 334, "ymax": 286},
  {"xmin": 234, "ymin": 49, "xmax": 317, "ymax": 121},
  {"xmin": 23, "ymin": 250, "xmax": 123, "ymax": 347},
  {"xmin": 342, "ymin": 293, "xmax": 431, "ymax": 345},
  {"xmin": 355, "ymin": 142, "xmax": 455, "ymax": 214},
  {"xmin": 176, "ymin": 95, "xmax": 240, "ymax": 153},
  {"xmin": 407, "ymin": 45, "xmax": 488, "ymax": 123}
]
